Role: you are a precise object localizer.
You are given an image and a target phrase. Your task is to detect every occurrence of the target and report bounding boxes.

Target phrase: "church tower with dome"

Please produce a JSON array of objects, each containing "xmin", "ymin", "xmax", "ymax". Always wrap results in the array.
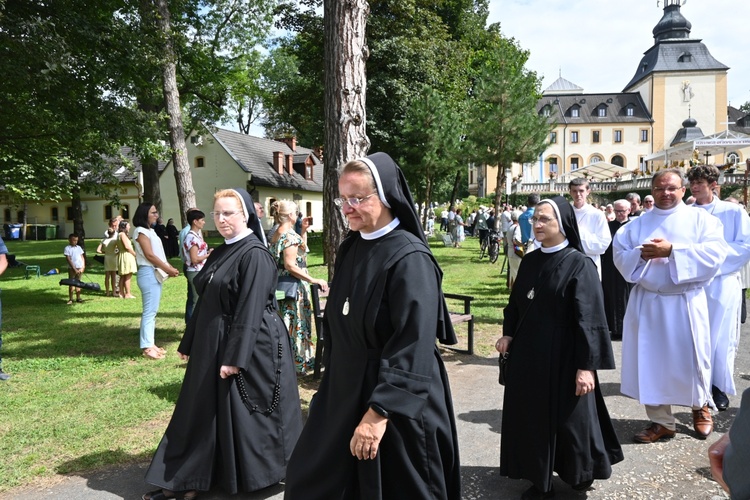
[
  {"xmin": 623, "ymin": 0, "xmax": 728, "ymax": 153},
  {"xmin": 469, "ymin": 1, "xmax": 746, "ymax": 193}
]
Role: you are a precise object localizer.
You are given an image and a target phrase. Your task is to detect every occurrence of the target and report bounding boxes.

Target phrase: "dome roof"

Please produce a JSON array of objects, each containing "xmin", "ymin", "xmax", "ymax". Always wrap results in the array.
[{"xmin": 653, "ymin": 4, "xmax": 692, "ymax": 42}]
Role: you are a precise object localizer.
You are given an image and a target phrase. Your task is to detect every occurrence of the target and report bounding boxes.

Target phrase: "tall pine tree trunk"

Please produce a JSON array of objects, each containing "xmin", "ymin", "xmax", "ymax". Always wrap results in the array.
[
  {"xmin": 155, "ymin": 0, "xmax": 196, "ymax": 224},
  {"xmin": 449, "ymin": 170, "xmax": 461, "ymax": 212},
  {"xmin": 322, "ymin": 0, "xmax": 370, "ymax": 279}
]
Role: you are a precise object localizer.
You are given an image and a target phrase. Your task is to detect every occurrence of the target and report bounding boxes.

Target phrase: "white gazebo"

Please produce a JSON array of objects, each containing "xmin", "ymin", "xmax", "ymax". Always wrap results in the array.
[
  {"xmin": 645, "ymin": 129, "xmax": 750, "ymax": 167},
  {"xmin": 560, "ymin": 161, "xmax": 633, "ymax": 181}
]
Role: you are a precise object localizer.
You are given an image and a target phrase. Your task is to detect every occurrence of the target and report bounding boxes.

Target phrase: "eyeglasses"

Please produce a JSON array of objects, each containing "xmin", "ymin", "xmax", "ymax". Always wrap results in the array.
[
  {"xmin": 643, "ymin": 200, "xmax": 654, "ymax": 204},
  {"xmin": 210, "ymin": 210, "xmax": 242, "ymax": 219},
  {"xmin": 653, "ymin": 186, "xmax": 684, "ymax": 194},
  {"xmin": 614, "ymin": 209, "xmax": 629, "ymax": 213},
  {"xmin": 334, "ymin": 193, "xmax": 378, "ymax": 209},
  {"xmin": 531, "ymin": 216, "xmax": 556, "ymax": 225}
]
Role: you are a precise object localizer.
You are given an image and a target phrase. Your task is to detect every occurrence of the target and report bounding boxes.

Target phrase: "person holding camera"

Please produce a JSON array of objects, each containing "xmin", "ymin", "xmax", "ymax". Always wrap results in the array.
[{"xmin": 269, "ymin": 200, "xmax": 328, "ymax": 375}]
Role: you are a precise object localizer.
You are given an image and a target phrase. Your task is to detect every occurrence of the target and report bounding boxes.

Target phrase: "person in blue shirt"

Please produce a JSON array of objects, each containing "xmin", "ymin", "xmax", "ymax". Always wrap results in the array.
[
  {"xmin": 518, "ymin": 193, "xmax": 539, "ymax": 246},
  {"xmin": 0, "ymin": 236, "xmax": 9, "ymax": 380}
]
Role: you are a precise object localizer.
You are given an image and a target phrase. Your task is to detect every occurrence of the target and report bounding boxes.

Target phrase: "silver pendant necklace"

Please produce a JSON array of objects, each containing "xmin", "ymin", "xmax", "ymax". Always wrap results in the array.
[
  {"xmin": 342, "ymin": 298, "xmax": 350, "ymax": 316},
  {"xmin": 527, "ymin": 288, "xmax": 535, "ymax": 300}
]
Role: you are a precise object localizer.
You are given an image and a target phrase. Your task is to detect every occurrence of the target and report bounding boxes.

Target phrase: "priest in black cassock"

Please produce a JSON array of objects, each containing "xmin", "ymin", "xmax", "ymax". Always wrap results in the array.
[
  {"xmin": 284, "ymin": 153, "xmax": 461, "ymax": 499},
  {"xmin": 601, "ymin": 199, "xmax": 634, "ymax": 340},
  {"xmin": 142, "ymin": 189, "xmax": 302, "ymax": 500},
  {"xmin": 495, "ymin": 196, "xmax": 623, "ymax": 500}
]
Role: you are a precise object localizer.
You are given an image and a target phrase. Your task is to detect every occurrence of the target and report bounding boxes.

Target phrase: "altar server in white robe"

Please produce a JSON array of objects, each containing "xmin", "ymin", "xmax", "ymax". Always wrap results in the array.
[
  {"xmin": 569, "ymin": 178, "xmax": 611, "ymax": 280},
  {"xmin": 613, "ymin": 169, "xmax": 728, "ymax": 443},
  {"xmin": 688, "ymin": 165, "xmax": 750, "ymax": 412}
]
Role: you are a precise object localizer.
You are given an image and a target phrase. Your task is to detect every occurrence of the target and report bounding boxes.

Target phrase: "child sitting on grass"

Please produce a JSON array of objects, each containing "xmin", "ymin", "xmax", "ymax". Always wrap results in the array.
[{"xmin": 63, "ymin": 233, "xmax": 85, "ymax": 304}]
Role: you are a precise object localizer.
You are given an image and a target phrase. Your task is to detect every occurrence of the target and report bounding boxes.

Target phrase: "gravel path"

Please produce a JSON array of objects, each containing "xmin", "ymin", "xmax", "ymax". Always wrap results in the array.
[{"xmin": 4, "ymin": 327, "xmax": 748, "ymax": 500}]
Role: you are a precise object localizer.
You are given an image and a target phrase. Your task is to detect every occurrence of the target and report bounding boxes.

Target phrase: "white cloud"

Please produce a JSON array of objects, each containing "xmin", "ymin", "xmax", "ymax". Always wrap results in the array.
[{"xmin": 488, "ymin": 0, "xmax": 750, "ymax": 108}]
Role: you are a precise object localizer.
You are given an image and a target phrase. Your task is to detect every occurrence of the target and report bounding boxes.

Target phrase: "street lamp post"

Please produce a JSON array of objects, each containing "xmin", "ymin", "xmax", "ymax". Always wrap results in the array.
[{"xmin": 745, "ymin": 159, "xmax": 750, "ymax": 207}]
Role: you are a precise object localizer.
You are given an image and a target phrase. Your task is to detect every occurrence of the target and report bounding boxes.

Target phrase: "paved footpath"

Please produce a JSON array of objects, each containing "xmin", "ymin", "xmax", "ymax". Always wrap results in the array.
[{"xmin": 4, "ymin": 327, "xmax": 749, "ymax": 500}]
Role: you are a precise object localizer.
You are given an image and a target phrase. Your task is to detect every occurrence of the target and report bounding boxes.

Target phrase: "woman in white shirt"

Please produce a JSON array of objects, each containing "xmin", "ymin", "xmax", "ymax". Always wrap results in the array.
[{"xmin": 132, "ymin": 203, "xmax": 180, "ymax": 360}]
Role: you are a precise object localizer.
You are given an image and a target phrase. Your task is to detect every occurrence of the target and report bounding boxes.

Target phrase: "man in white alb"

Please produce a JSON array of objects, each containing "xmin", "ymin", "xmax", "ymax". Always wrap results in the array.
[
  {"xmin": 614, "ymin": 169, "xmax": 728, "ymax": 443},
  {"xmin": 569, "ymin": 178, "xmax": 611, "ymax": 279},
  {"xmin": 688, "ymin": 165, "xmax": 750, "ymax": 412}
]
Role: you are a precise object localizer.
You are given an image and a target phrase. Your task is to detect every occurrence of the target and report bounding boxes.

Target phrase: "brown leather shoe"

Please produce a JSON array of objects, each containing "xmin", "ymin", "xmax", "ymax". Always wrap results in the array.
[
  {"xmin": 692, "ymin": 405, "xmax": 713, "ymax": 438},
  {"xmin": 633, "ymin": 422, "xmax": 676, "ymax": 443}
]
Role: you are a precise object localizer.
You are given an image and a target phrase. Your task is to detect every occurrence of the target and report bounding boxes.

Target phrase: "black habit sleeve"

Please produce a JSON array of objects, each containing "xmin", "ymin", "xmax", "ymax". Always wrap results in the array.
[
  {"xmin": 368, "ymin": 251, "xmax": 441, "ymax": 419},
  {"xmin": 222, "ymin": 245, "xmax": 277, "ymax": 370},
  {"xmin": 570, "ymin": 257, "xmax": 616, "ymax": 371}
]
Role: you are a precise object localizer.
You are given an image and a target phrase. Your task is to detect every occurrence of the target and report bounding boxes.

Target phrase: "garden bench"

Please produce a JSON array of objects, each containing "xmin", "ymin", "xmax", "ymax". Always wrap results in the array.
[
  {"xmin": 443, "ymin": 293, "xmax": 475, "ymax": 355},
  {"xmin": 309, "ymin": 286, "xmax": 476, "ymax": 380},
  {"xmin": 310, "ymin": 283, "xmax": 330, "ymax": 379}
]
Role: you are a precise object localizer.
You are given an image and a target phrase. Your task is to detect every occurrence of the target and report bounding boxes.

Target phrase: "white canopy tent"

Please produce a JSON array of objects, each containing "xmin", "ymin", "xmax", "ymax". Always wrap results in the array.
[
  {"xmin": 559, "ymin": 161, "xmax": 633, "ymax": 181},
  {"xmin": 645, "ymin": 129, "xmax": 750, "ymax": 167}
]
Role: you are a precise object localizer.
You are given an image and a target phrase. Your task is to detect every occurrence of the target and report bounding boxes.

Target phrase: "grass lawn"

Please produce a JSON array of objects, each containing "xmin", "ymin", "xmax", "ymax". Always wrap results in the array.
[{"xmin": 0, "ymin": 231, "xmax": 508, "ymax": 492}]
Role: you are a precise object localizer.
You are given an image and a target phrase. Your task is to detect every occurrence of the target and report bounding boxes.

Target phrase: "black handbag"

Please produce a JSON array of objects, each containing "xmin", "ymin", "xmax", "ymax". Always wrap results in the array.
[
  {"xmin": 276, "ymin": 275, "xmax": 300, "ymax": 300},
  {"xmin": 498, "ymin": 352, "xmax": 509, "ymax": 385}
]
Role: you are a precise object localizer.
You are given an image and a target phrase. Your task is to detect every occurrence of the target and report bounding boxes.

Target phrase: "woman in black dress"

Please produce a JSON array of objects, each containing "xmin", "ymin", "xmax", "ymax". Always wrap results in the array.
[
  {"xmin": 165, "ymin": 218, "xmax": 180, "ymax": 258},
  {"xmin": 495, "ymin": 196, "xmax": 623, "ymax": 499},
  {"xmin": 142, "ymin": 189, "xmax": 302, "ymax": 500},
  {"xmin": 284, "ymin": 153, "xmax": 461, "ymax": 499}
]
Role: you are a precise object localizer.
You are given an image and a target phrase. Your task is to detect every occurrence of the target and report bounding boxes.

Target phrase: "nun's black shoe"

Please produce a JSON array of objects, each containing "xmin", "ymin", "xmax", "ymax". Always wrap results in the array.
[
  {"xmin": 572, "ymin": 479, "xmax": 594, "ymax": 491},
  {"xmin": 713, "ymin": 386, "xmax": 729, "ymax": 411},
  {"xmin": 520, "ymin": 485, "xmax": 555, "ymax": 499}
]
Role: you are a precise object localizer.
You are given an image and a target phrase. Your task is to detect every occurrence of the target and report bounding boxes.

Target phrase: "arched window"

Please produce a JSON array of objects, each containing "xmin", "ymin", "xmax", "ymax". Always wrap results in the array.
[
  {"xmin": 611, "ymin": 155, "xmax": 625, "ymax": 167},
  {"xmin": 569, "ymin": 156, "xmax": 582, "ymax": 171},
  {"xmin": 590, "ymin": 155, "xmax": 603, "ymax": 164},
  {"xmin": 727, "ymin": 152, "xmax": 740, "ymax": 166}
]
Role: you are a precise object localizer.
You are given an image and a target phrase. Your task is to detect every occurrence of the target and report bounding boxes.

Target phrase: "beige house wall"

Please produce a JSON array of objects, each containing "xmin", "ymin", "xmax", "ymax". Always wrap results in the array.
[
  {"xmin": 159, "ymin": 137, "xmax": 324, "ymax": 234},
  {"xmin": 1, "ymin": 183, "xmax": 141, "ymax": 240}
]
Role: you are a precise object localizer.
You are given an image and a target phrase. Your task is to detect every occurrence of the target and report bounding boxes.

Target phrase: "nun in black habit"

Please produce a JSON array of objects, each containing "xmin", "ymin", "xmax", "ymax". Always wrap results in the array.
[
  {"xmin": 284, "ymin": 153, "xmax": 461, "ymax": 499},
  {"xmin": 495, "ymin": 196, "xmax": 623, "ymax": 500},
  {"xmin": 601, "ymin": 202, "xmax": 634, "ymax": 341},
  {"xmin": 143, "ymin": 189, "xmax": 302, "ymax": 500}
]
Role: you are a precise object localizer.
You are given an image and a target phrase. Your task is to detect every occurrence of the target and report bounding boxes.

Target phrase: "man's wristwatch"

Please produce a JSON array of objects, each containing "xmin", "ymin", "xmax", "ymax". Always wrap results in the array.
[{"xmin": 370, "ymin": 403, "xmax": 390, "ymax": 419}]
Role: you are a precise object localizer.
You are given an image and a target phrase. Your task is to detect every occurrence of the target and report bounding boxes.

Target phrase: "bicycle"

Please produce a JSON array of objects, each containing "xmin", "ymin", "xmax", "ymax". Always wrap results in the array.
[
  {"xmin": 487, "ymin": 229, "xmax": 501, "ymax": 263},
  {"xmin": 479, "ymin": 230, "xmax": 490, "ymax": 259},
  {"xmin": 479, "ymin": 230, "xmax": 501, "ymax": 263}
]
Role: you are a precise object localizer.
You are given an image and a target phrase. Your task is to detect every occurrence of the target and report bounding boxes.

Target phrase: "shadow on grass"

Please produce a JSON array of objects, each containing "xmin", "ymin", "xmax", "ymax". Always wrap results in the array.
[
  {"xmin": 148, "ymin": 380, "xmax": 183, "ymax": 404},
  {"xmin": 3, "ymin": 285, "xmax": 186, "ymax": 361}
]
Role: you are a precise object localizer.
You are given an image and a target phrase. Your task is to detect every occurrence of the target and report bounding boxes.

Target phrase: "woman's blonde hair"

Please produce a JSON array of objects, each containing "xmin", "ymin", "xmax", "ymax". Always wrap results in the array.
[
  {"xmin": 270, "ymin": 199, "xmax": 298, "ymax": 224},
  {"xmin": 214, "ymin": 189, "xmax": 244, "ymax": 207}
]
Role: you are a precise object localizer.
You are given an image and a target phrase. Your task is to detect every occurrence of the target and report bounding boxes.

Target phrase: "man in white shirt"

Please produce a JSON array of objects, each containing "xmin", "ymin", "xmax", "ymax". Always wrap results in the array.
[
  {"xmin": 614, "ymin": 169, "xmax": 728, "ymax": 443},
  {"xmin": 569, "ymin": 178, "xmax": 611, "ymax": 279},
  {"xmin": 688, "ymin": 165, "xmax": 750, "ymax": 411},
  {"xmin": 499, "ymin": 205, "xmax": 512, "ymax": 233}
]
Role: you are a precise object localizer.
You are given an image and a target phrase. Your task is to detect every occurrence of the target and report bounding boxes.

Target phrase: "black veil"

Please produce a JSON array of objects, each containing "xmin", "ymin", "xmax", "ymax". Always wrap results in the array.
[
  {"xmin": 356, "ymin": 152, "xmax": 457, "ymax": 345},
  {"xmin": 232, "ymin": 188, "xmax": 268, "ymax": 247},
  {"xmin": 536, "ymin": 195, "xmax": 584, "ymax": 253}
]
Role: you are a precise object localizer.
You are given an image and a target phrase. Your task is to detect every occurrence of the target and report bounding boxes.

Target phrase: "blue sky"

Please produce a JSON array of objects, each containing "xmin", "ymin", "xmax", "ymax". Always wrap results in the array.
[
  {"xmin": 488, "ymin": 0, "xmax": 750, "ymax": 108},
  {"xmin": 241, "ymin": 0, "xmax": 750, "ymax": 137}
]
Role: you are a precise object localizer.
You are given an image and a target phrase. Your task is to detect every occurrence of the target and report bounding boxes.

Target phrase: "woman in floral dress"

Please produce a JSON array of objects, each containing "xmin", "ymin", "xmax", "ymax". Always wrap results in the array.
[{"xmin": 269, "ymin": 200, "xmax": 329, "ymax": 375}]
